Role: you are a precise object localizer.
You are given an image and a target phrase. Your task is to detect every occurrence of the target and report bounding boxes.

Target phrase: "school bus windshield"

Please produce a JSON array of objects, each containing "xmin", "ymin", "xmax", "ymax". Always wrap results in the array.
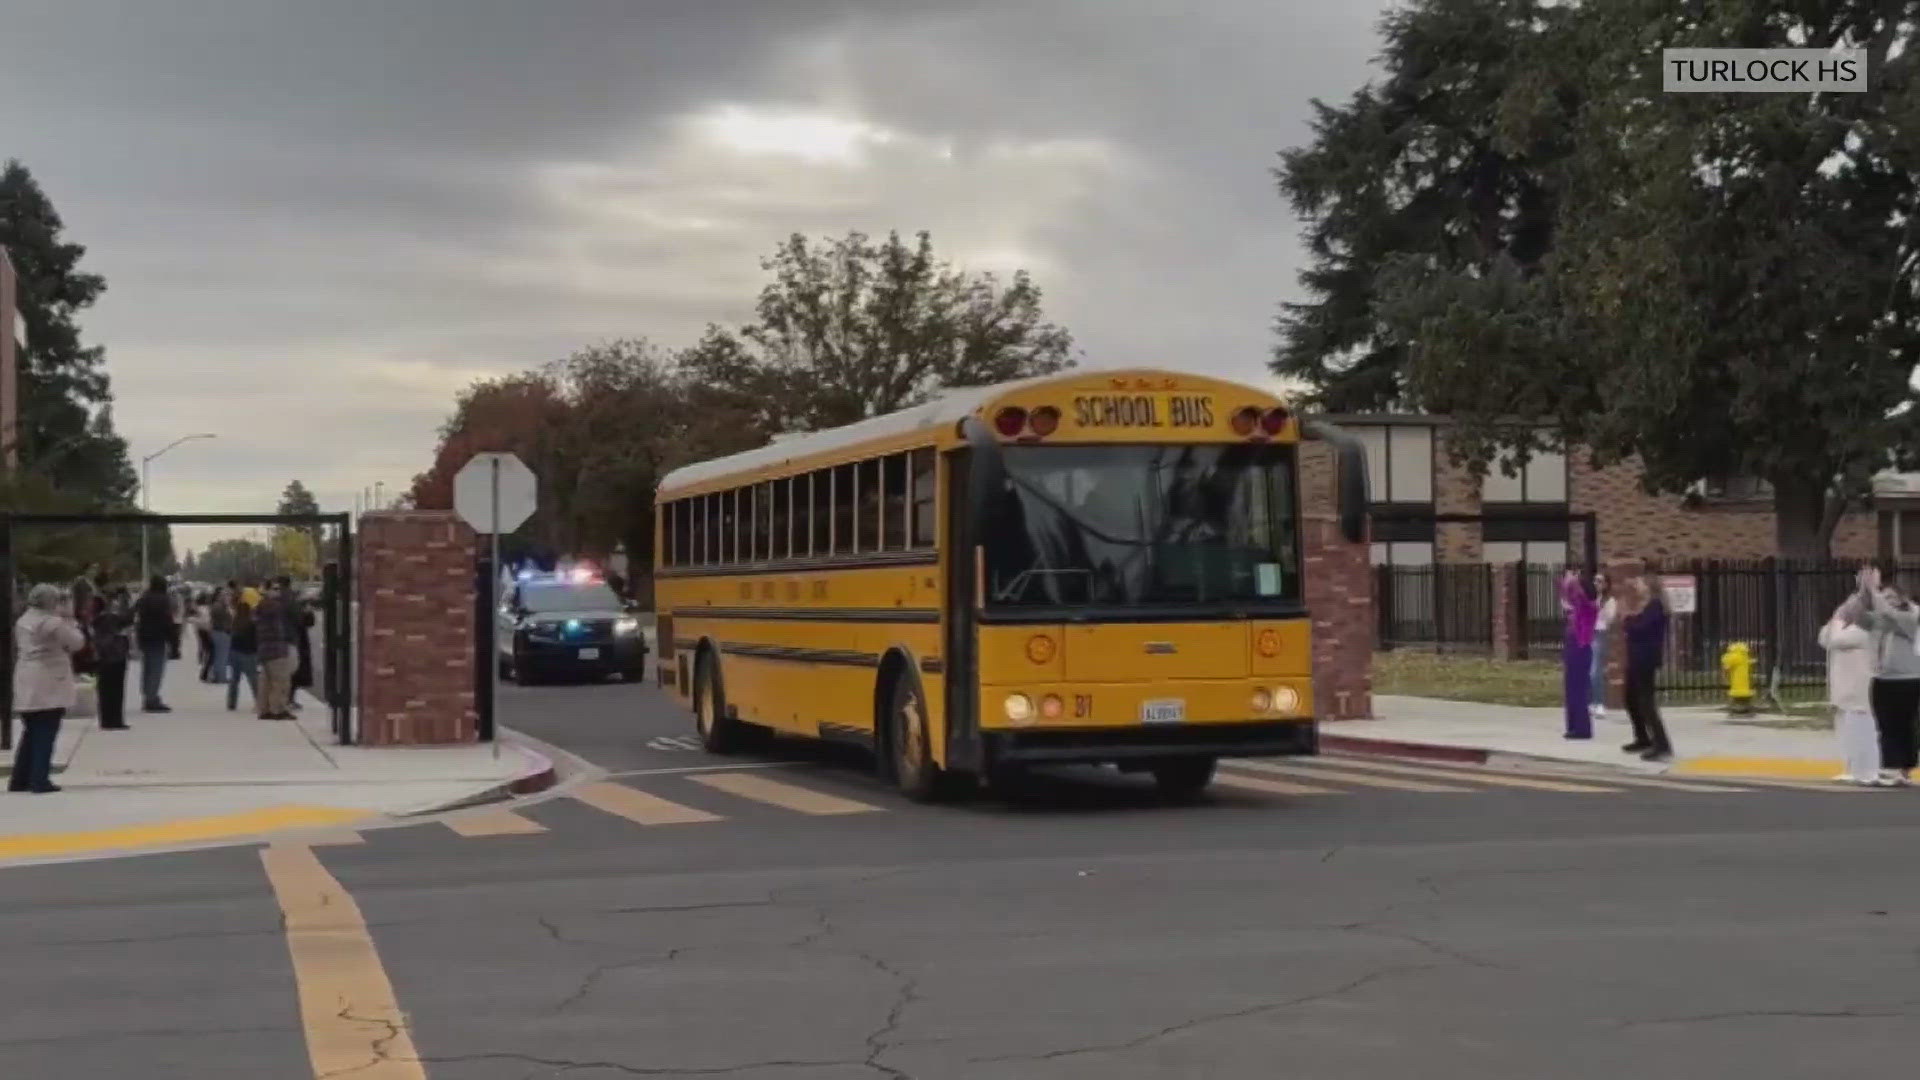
[{"xmin": 983, "ymin": 443, "xmax": 1302, "ymax": 608}]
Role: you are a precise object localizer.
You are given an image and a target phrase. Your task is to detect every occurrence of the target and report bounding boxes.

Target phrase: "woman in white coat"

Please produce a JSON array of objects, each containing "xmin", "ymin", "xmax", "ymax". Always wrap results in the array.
[
  {"xmin": 10, "ymin": 583, "xmax": 85, "ymax": 794},
  {"xmin": 1819, "ymin": 591, "xmax": 1882, "ymax": 786}
]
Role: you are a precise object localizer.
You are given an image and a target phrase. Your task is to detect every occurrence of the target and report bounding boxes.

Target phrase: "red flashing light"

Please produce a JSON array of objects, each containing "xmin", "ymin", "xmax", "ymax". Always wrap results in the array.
[
  {"xmin": 1028, "ymin": 405, "xmax": 1060, "ymax": 437},
  {"xmin": 1260, "ymin": 407, "xmax": 1291, "ymax": 435},
  {"xmin": 993, "ymin": 406, "xmax": 1028, "ymax": 437},
  {"xmin": 1230, "ymin": 406, "xmax": 1260, "ymax": 437}
]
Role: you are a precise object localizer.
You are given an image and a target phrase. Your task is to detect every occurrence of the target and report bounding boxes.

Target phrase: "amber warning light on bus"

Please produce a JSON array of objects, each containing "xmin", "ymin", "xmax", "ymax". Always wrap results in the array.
[{"xmin": 1230, "ymin": 405, "xmax": 1291, "ymax": 439}]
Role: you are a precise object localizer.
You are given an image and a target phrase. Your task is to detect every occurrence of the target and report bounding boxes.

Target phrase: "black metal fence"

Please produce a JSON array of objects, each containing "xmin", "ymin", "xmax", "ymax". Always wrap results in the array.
[
  {"xmin": 1375, "ymin": 563, "xmax": 1493, "ymax": 653},
  {"xmin": 1375, "ymin": 557, "xmax": 1920, "ymax": 702}
]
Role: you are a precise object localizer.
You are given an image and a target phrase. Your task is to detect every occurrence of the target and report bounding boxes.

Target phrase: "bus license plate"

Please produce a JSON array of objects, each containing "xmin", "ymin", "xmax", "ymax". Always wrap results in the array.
[
  {"xmin": 578, "ymin": 648, "xmax": 600, "ymax": 660},
  {"xmin": 1140, "ymin": 699, "xmax": 1185, "ymax": 724}
]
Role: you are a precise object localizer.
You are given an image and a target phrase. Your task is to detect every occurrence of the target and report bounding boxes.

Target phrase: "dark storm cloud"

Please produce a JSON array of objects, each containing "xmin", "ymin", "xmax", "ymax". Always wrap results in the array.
[{"xmin": 0, "ymin": 0, "xmax": 1388, "ymax": 524}]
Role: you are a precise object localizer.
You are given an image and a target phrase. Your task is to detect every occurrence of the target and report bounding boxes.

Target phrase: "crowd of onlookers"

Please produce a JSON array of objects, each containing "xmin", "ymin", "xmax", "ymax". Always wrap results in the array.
[{"xmin": 9, "ymin": 568, "xmax": 321, "ymax": 795}]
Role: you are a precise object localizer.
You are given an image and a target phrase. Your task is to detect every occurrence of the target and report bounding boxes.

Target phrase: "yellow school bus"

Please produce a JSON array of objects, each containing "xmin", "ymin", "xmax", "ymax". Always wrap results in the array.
[{"xmin": 652, "ymin": 368, "xmax": 1367, "ymax": 800}]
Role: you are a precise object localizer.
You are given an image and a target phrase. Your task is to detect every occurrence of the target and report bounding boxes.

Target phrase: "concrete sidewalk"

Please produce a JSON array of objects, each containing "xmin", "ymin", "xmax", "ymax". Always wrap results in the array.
[
  {"xmin": 1328, "ymin": 694, "xmax": 1846, "ymax": 780},
  {"xmin": 0, "ymin": 655, "xmax": 552, "ymax": 864}
]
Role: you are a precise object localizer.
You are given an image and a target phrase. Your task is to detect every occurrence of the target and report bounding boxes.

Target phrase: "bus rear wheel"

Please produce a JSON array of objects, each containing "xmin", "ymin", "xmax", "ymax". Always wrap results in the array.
[
  {"xmin": 888, "ymin": 674, "xmax": 948, "ymax": 802},
  {"xmin": 1151, "ymin": 756, "xmax": 1217, "ymax": 800},
  {"xmin": 694, "ymin": 656, "xmax": 744, "ymax": 754}
]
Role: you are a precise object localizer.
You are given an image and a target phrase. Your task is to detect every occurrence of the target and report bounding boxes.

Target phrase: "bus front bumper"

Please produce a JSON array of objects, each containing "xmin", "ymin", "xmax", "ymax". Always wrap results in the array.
[{"xmin": 984, "ymin": 720, "xmax": 1317, "ymax": 766}]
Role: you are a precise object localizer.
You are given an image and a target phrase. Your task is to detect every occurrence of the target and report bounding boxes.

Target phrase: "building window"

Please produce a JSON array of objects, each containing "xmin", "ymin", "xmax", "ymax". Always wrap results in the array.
[
  {"xmin": 1485, "ymin": 444, "xmax": 1566, "ymax": 503},
  {"xmin": 1697, "ymin": 475, "xmax": 1773, "ymax": 502},
  {"xmin": 1884, "ymin": 509, "xmax": 1920, "ymax": 559},
  {"xmin": 1354, "ymin": 423, "xmax": 1435, "ymax": 504},
  {"xmin": 1484, "ymin": 540, "xmax": 1567, "ymax": 567}
]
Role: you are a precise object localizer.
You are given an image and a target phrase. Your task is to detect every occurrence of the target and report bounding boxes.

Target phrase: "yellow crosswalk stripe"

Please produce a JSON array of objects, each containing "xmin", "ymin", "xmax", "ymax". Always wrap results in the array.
[
  {"xmin": 261, "ymin": 844, "xmax": 426, "ymax": 1079},
  {"xmin": 689, "ymin": 772, "xmax": 881, "ymax": 815},
  {"xmin": 1213, "ymin": 771, "xmax": 1344, "ymax": 796},
  {"xmin": 571, "ymin": 781, "xmax": 722, "ymax": 825},
  {"xmin": 442, "ymin": 807, "xmax": 548, "ymax": 836},
  {"xmin": 1315, "ymin": 754, "xmax": 1620, "ymax": 793},
  {"xmin": 1231, "ymin": 759, "xmax": 1472, "ymax": 793}
]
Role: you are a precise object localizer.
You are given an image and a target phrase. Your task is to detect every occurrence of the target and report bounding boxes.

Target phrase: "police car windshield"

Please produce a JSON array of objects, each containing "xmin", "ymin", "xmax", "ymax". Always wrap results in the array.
[{"xmin": 520, "ymin": 582, "xmax": 620, "ymax": 612}]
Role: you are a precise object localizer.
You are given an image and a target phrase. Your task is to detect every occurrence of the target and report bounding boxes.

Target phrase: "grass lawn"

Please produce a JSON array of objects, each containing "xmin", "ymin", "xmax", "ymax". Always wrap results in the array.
[
  {"xmin": 1373, "ymin": 648, "xmax": 1830, "ymax": 719},
  {"xmin": 1371, "ymin": 650, "xmax": 1562, "ymax": 707}
]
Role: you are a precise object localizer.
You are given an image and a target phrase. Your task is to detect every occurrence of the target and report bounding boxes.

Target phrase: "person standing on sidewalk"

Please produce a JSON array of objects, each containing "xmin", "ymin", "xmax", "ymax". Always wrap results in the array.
[
  {"xmin": 208, "ymin": 587, "xmax": 233, "ymax": 687},
  {"xmin": 1620, "ymin": 573, "xmax": 1673, "ymax": 761},
  {"xmin": 255, "ymin": 576, "xmax": 298, "ymax": 720},
  {"xmin": 1560, "ymin": 568, "xmax": 1598, "ymax": 739},
  {"xmin": 289, "ymin": 596, "xmax": 317, "ymax": 713},
  {"xmin": 1819, "ymin": 589, "xmax": 1881, "ymax": 785},
  {"xmin": 227, "ymin": 594, "xmax": 261, "ymax": 711},
  {"xmin": 90, "ymin": 588, "xmax": 133, "ymax": 731},
  {"xmin": 1589, "ymin": 572, "xmax": 1617, "ymax": 725},
  {"xmin": 133, "ymin": 575, "xmax": 176, "ymax": 713},
  {"xmin": 1857, "ymin": 565, "xmax": 1920, "ymax": 785},
  {"xmin": 10, "ymin": 584, "xmax": 85, "ymax": 794}
]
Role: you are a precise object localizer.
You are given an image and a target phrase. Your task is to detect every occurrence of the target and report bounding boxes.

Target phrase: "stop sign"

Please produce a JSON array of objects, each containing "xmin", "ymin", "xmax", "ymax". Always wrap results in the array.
[{"xmin": 453, "ymin": 452, "xmax": 537, "ymax": 534}]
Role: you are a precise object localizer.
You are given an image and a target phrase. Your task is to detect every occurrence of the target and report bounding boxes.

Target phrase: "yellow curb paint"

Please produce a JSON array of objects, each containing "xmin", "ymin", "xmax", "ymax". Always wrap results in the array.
[
  {"xmin": 1670, "ymin": 757, "xmax": 1845, "ymax": 780},
  {"xmin": 0, "ymin": 805, "xmax": 373, "ymax": 861},
  {"xmin": 261, "ymin": 844, "xmax": 426, "ymax": 1080}
]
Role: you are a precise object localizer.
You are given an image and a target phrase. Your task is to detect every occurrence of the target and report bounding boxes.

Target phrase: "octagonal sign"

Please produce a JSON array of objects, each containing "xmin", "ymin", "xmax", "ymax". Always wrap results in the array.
[{"xmin": 453, "ymin": 452, "xmax": 537, "ymax": 534}]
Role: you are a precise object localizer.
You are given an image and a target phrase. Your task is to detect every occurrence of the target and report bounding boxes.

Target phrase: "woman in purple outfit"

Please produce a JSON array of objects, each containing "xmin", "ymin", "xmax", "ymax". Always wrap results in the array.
[{"xmin": 1560, "ymin": 568, "xmax": 1599, "ymax": 739}]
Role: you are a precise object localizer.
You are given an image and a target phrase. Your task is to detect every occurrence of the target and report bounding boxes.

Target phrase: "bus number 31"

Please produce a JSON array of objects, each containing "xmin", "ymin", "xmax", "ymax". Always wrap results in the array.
[{"xmin": 1072, "ymin": 695, "xmax": 1093, "ymax": 719}]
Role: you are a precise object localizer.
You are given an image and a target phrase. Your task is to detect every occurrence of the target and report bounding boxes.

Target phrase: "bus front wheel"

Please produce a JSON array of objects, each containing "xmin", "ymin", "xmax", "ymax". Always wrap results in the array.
[
  {"xmin": 887, "ymin": 674, "xmax": 947, "ymax": 802},
  {"xmin": 1151, "ymin": 756, "xmax": 1217, "ymax": 800},
  {"xmin": 694, "ymin": 656, "xmax": 745, "ymax": 754}
]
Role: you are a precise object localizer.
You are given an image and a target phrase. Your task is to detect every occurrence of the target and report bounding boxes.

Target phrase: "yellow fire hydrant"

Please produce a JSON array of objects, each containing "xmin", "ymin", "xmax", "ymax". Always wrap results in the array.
[{"xmin": 1722, "ymin": 642, "xmax": 1755, "ymax": 716}]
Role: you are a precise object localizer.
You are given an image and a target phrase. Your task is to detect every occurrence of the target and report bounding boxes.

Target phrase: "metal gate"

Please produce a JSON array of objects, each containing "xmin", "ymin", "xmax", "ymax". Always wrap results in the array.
[{"xmin": 0, "ymin": 512, "xmax": 354, "ymax": 750}]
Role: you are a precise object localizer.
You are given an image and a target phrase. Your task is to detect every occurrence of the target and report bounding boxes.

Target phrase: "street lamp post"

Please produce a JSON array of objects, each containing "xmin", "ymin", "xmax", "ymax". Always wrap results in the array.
[{"xmin": 140, "ymin": 433, "xmax": 216, "ymax": 582}]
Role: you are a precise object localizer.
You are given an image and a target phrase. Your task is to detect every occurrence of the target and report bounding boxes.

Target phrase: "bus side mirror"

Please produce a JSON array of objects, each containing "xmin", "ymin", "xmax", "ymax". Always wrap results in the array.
[{"xmin": 1301, "ymin": 418, "xmax": 1369, "ymax": 545}]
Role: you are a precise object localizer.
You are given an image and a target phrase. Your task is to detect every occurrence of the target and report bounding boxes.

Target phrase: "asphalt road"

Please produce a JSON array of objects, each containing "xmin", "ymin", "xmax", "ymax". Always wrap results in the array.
[{"xmin": 4, "ymin": 678, "xmax": 1920, "ymax": 1078}]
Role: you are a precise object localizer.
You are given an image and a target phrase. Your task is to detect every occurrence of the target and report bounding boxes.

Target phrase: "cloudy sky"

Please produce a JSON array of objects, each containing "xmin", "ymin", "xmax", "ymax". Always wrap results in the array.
[{"xmin": 2, "ymin": 0, "xmax": 1391, "ymax": 531}]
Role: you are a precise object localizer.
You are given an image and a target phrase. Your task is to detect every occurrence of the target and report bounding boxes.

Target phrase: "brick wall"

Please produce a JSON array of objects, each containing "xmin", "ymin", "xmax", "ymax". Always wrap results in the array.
[
  {"xmin": 356, "ymin": 511, "xmax": 479, "ymax": 745},
  {"xmin": 1300, "ymin": 439, "xmax": 1373, "ymax": 720},
  {"xmin": 1433, "ymin": 429, "xmax": 1484, "ymax": 561},
  {"xmin": 1568, "ymin": 446, "xmax": 1877, "ymax": 564}
]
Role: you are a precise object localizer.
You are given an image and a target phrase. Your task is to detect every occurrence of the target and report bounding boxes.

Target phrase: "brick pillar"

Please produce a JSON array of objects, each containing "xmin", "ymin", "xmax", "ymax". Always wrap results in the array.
[
  {"xmin": 356, "ymin": 511, "xmax": 479, "ymax": 745},
  {"xmin": 1490, "ymin": 562, "xmax": 1518, "ymax": 660},
  {"xmin": 1304, "ymin": 516, "xmax": 1373, "ymax": 721}
]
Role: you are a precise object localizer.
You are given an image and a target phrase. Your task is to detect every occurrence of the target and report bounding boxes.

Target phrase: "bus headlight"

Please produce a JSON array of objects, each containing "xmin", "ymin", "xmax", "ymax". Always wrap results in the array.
[
  {"xmin": 1251, "ymin": 688, "xmax": 1273, "ymax": 713},
  {"xmin": 1003, "ymin": 694, "xmax": 1034, "ymax": 722},
  {"xmin": 1272, "ymin": 686, "xmax": 1300, "ymax": 715}
]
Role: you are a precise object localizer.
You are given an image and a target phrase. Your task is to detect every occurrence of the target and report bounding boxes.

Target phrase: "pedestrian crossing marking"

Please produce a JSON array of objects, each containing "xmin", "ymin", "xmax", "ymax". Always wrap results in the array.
[
  {"xmin": 302, "ymin": 830, "xmax": 367, "ymax": 846},
  {"xmin": 571, "ymin": 781, "xmax": 722, "ymax": 825},
  {"xmin": 1313, "ymin": 755, "xmax": 1621, "ymax": 793},
  {"xmin": 1231, "ymin": 760, "xmax": 1473, "ymax": 793},
  {"xmin": 688, "ymin": 772, "xmax": 882, "ymax": 815},
  {"xmin": 442, "ymin": 807, "xmax": 547, "ymax": 837},
  {"xmin": 1213, "ymin": 772, "xmax": 1344, "ymax": 796}
]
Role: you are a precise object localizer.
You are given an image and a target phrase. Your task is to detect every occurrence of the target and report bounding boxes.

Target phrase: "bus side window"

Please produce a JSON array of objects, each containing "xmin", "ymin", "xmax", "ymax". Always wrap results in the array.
[
  {"xmin": 909, "ymin": 448, "xmax": 936, "ymax": 549},
  {"xmin": 704, "ymin": 493, "xmax": 719, "ymax": 565},
  {"xmin": 771, "ymin": 478, "xmax": 791, "ymax": 561},
  {"xmin": 832, "ymin": 463, "xmax": 857, "ymax": 555},
  {"xmin": 856, "ymin": 459, "xmax": 881, "ymax": 553},
  {"xmin": 791, "ymin": 474, "xmax": 811, "ymax": 559},
  {"xmin": 812, "ymin": 468, "xmax": 832, "ymax": 556},
  {"xmin": 882, "ymin": 453, "xmax": 908, "ymax": 551},
  {"xmin": 754, "ymin": 482, "xmax": 772, "ymax": 562},
  {"xmin": 721, "ymin": 489, "xmax": 738, "ymax": 565}
]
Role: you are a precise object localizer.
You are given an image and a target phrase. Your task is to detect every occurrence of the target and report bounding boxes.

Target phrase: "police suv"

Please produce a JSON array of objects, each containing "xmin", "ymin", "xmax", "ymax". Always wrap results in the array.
[{"xmin": 496, "ymin": 570, "xmax": 649, "ymax": 684}]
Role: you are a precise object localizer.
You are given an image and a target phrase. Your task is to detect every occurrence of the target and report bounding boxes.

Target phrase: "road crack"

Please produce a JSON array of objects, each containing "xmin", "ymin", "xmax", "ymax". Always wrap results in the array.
[{"xmin": 967, "ymin": 963, "xmax": 1438, "ymax": 1063}]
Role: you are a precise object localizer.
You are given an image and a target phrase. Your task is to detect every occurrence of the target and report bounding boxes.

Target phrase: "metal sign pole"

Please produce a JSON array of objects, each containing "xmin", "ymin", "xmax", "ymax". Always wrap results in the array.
[{"xmin": 489, "ymin": 456, "xmax": 501, "ymax": 759}]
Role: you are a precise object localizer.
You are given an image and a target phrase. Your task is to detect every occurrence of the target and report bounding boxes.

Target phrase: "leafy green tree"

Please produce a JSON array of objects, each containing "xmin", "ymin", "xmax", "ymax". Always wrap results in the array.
[
  {"xmin": 1279, "ymin": 0, "xmax": 1920, "ymax": 557},
  {"xmin": 275, "ymin": 479, "xmax": 324, "ymax": 563},
  {"xmin": 0, "ymin": 160, "xmax": 138, "ymax": 504},
  {"xmin": 681, "ymin": 230, "xmax": 1077, "ymax": 431},
  {"xmin": 193, "ymin": 537, "xmax": 278, "ymax": 585},
  {"xmin": 1272, "ymin": 0, "xmax": 1575, "ymax": 411}
]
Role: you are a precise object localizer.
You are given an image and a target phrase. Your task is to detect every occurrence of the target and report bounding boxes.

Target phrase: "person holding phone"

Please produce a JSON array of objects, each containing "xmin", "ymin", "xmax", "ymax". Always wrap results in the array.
[
  {"xmin": 1857, "ymin": 564, "xmax": 1920, "ymax": 785},
  {"xmin": 1560, "ymin": 568, "xmax": 1598, "ymax": 739}
]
